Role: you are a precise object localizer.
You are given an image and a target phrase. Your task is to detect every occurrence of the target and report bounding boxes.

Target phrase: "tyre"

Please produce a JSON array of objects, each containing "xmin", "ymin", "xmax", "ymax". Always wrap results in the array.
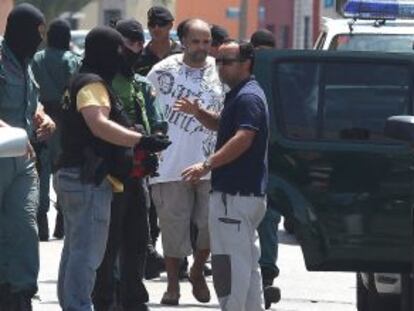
[
  {"xmin": 357, "ymin": 273, "xmax": 369, "ymax": 311},
  {"xmin": 357, "ymin": 273, "xmax": 401, "ymax": 311}
]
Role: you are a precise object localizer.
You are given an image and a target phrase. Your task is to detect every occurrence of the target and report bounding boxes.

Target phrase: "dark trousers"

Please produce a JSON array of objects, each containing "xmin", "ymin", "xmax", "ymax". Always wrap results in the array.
[
  {"xmin": 93, "ymin": 177, "xmax": 150, "ymax": 308},
  {"xmin": 148, "ymin": 198, "xmax": 160, "ymax": 245}
]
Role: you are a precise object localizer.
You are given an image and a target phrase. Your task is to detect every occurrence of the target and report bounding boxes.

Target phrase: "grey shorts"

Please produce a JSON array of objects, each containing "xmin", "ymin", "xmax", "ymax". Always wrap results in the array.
[{"xmin": 151, "ymin": 180, "xmax": 211, "ymax": 258}]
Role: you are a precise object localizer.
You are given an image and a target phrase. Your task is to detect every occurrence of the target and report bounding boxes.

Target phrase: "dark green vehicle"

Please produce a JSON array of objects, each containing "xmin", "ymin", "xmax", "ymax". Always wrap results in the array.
[{"xmin": 254, "ymin": 49, "xmax": 414, "ymax": 311}]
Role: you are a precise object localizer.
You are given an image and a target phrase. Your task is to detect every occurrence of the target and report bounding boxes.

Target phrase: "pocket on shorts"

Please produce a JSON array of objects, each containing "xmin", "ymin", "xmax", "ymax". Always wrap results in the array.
[{"xmin": 212, "ymin": 254, "xmax": 232, "ymax": 298}]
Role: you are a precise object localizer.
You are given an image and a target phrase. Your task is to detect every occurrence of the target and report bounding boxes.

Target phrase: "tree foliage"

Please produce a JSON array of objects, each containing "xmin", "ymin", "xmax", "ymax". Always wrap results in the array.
[{"xmin": 14, "ymin": 0, "xmax": 94, "ymax": 24}]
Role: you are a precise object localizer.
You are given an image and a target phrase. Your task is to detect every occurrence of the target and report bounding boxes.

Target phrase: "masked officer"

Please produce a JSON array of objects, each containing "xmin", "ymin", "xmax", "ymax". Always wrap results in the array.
[
  {"xmin": 0, "ymin": 4, "xmax": 56, "ymax": 310},
  {"xmin": 93, "ymin": 19, "xmax": 168, "ymax": 311},
  {"xmin": 56, "ymin": 26, "xmax": 170, "ymax": 311},
  {"xmin": 32, "ymin": 18, "xmax": 81, "ymax": 241}
]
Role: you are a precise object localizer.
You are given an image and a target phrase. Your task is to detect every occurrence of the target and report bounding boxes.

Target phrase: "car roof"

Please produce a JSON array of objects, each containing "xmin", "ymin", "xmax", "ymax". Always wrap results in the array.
[{"xmin": 321, "ymin": 17, "xmax": 414, "ymax": 35}]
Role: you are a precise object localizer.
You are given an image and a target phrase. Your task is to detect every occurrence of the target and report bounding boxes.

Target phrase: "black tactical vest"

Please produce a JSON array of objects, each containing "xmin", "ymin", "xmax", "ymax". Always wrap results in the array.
[{"xmin": 59, "ymin": 73, "xmax": 133, "ymax": 184}]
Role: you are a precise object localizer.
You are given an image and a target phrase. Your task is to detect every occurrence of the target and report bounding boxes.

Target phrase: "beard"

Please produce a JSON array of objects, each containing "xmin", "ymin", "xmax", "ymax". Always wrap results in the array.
[{"xmin": 189, "ymin": 50, "xmax": 208, "ymax": 64}]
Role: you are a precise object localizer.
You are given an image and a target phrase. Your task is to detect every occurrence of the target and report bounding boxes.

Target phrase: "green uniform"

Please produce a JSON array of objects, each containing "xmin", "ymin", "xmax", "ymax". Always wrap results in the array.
[
  {"xmin": 0, "ymin": 42, "xmax": 39, "ymax": 295},
  {"xmin": 31, "ymin": 48, "xmax": 80, "ymax": 218},
  {"xmin": 32, "ymin": 47, "xmax": 80, "ymax": 104},
  {"xmin": 112, "ymin": 73, "xmax": 168, "ymax": 134}
]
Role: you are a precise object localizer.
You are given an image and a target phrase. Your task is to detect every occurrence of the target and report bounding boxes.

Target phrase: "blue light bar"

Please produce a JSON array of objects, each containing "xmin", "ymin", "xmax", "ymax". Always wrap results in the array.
[{"xmin": 343, "ymin": 0, "xmax": 414, "ymax": 19}]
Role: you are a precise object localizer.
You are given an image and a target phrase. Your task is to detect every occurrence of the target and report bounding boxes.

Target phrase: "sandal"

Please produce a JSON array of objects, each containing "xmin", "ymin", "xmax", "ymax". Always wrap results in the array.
[
  {"xmin": 160, "ymin": 291, "xmax": 180, "ymax": 305},
  {"xmin": 188, "ymin": 270, "xmax": 211, "ymax": 303}
]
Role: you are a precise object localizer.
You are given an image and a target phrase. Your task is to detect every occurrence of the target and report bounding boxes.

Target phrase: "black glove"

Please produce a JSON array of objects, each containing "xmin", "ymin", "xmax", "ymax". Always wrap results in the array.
[
  {"xmin": 137, "ymin": 134, "xmax": 171, "ymax": 153},
  {"xmin": 142, "ymin": 153, "xmax": 159, "ymax": 177}
]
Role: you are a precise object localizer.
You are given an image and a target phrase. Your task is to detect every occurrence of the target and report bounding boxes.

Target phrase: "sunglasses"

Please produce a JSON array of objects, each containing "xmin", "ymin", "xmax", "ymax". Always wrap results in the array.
[
  {"xmin": 148, "ymin": 20, "xmax": 171, "ymax": 28},
  {"xmin": 215, "ymin": 57, "xmax": 243, "ymax": 66}
]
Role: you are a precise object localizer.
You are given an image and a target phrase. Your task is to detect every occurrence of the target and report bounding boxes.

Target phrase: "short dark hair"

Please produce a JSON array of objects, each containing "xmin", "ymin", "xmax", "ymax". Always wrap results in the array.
[
  {"xmin": 239, "ymin": 41, "xmax": 255, "ymax": 73},
  {"xmin": 176, "ymin": 19, "xmax": 190, "ymax": 43},
  {"xmin": 221, "ymin": 40, "xmax": 255, "ymax": 73},
  {"xmin": 210, "ymin": 24, "xmax": 229, "ymax": 47},
  {"xmin": 250, "ymin": 29, "xmax": 276, "ymax": 48}
]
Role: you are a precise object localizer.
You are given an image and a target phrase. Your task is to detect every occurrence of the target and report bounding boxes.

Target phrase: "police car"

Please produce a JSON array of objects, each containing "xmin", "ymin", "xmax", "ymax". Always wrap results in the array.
[
  {"xmin": 315, "ymin": 0, "xmax": 414, "ymax": 53},
  {"xmin": 314, "ymin": 1, "xmax": 414, "ymax": 310}
]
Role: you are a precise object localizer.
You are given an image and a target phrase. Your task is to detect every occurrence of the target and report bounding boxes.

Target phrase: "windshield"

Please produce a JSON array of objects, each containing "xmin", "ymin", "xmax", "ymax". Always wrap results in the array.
[
  {"xmin": 72, "ymin": 34, "xmax": 86, "ymax": 50},
  {"xmin": 329, "ymin": 34, "xmax": 414, "ymax": 52}
]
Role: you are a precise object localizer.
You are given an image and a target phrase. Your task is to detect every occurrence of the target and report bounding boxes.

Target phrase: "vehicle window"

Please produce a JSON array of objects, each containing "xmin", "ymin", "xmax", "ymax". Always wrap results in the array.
[
  {"xmin": 71, "ymin": 35, "xmax": 86, "ymax": 50},
  {"xmin": 273, "ymin": 61, "xmax": 411, "ymax": 143},
  {"xmin": 275, "ymin": 63, "xmax": 319, "ymax": 140},
  {"xmin": 323, "ymin": 63, "xmax": 410, "ymax": 141},
  {"xmin": 329, "ymin": 34, "xmax": 414, "ymax": 53}
]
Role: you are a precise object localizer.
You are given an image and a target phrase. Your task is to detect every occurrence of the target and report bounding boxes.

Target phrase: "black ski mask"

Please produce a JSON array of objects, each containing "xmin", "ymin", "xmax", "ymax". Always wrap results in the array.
[
  {"xmin": 47, "ymin": 18, "xmax": 71, "ymax": 51},
  {"xmin": 115, "ymin": 19, "xmax": 145, "ymax": 78},
  {"xmin": 4, "ymin": 3, "xmax": 45, "ymax": 64},
  {"xmin": 81, "ymin": 26, "xmax": 124, "ymax": 83},
  {"xmin": 119, "ymin": 48, "xmax": 141, "ymax": 78}
]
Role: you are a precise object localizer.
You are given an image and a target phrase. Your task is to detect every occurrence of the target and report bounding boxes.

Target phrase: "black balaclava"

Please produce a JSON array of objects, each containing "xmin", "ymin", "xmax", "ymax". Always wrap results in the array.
[
  {"xmin": 115, "ymin": 18, "xmax": 144, "ymax": 78},
  {"xmin": 47, "ymin": 18, "xmax": 71, "ymax": 51},
  {"xmin": 4, "ymin": 3, "xmax": 45, "ymax": 64},
  {"xmin": 81, "ymin": 26, "xmax": 124, "ymax": 83}
]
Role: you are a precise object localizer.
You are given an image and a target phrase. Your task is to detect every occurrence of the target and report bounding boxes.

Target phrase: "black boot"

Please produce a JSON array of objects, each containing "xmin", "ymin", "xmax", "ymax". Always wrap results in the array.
[
  {"xmin": 37, "ymin": 212, "xmax": 49, "ymax": 242},
  {"xmin": 0, "ymin": 284, "xmax": 11, "ymax": 311},
  {"xmin": 53, "ymin": 209, "xmax": 64, "ymax": 239},
  {"xmin": 261, "ymin": 267, "xmax": 281, "ymax": 309},
  {"xmin": 9, "ymin": 292, "xmax": 32, "ymax": 311}
]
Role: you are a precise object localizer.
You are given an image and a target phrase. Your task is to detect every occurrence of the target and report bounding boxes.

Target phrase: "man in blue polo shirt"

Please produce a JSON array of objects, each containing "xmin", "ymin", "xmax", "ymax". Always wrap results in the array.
[{"xmin": 176, "ymin": 40, "xmax": 268, "ymax": 311}]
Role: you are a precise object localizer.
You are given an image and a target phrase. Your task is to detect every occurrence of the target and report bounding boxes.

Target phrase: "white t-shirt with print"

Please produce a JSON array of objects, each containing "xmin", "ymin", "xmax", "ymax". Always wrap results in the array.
[{"xmin": 147, "ymin": 53, "xmax": 224, "ymax": 184}]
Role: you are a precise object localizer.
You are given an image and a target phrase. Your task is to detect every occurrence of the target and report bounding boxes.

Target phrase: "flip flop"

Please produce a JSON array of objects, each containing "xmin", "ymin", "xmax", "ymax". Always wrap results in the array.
[
  {"xmin": 160, "ymin": 291, "xmax": 180, "ymax": 305},
  {"xmin": 188, "ymin": 271, "xmax": 211, "ymax": 303}
]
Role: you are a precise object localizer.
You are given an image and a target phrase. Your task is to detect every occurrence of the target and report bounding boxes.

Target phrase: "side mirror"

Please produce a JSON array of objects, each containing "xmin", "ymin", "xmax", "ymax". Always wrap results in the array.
[
  {"xmin": 0, "ymin": 127, "xmax": 28, "ymax": 157},
  {"xmin": 384, "ymin": 116, "xmax": 414, "ymax": 143}
]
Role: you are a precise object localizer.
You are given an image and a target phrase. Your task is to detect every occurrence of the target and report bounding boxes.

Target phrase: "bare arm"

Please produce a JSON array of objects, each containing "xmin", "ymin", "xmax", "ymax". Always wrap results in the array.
[
  {"xmin": 34, "ymin": 105, "xmax": 56, "ymax": 141},
  {"xmin": 208, "ymin": 129, "xmax": 255, "ymax": 168},
  {"xmin": 173, "ymin": 98, "xmax": 220, "ymax": 131},
  {"xmin": 80, "ymin": 106, "xmax": 142, "ymax": 147},
  {"xmin": 181, "ymin": 129, "xmax": 256, "ymax": 182}
]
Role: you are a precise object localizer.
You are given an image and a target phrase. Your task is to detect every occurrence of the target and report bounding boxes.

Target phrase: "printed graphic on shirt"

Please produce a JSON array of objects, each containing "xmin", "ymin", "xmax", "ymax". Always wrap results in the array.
[{"xmin": 147, "ymin": 54, "xmax": 224, "ymax": 183}]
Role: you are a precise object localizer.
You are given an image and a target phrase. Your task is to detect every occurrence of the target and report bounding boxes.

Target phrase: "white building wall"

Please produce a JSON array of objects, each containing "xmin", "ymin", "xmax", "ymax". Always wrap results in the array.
[
  {"xmin": 78, "ymin": 1, "xmax": 99, "ymax": 30},
  {"xmin": 293, "ymin": 0, "xmax": 313, "ymax": 49}
]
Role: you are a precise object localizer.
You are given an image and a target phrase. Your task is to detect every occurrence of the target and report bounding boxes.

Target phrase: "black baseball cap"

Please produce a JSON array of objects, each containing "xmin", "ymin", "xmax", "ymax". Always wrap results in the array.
[
  {"xmin": 147, "ymin": 6, "xmax": 174, "ymax": 24},
  {"xmin": 115, "ymin": 18, "xmax": 144, "ymax": 42},
  {"xmin": 250, "ymin": 29, "xmax": 276, "ymax": 48}
]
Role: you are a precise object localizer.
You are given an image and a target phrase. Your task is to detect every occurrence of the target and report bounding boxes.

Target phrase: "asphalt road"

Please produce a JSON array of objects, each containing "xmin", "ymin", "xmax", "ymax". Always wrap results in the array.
[{"xmin": 33, "ymin": 207, "xmax": 357, "ymax": 311}]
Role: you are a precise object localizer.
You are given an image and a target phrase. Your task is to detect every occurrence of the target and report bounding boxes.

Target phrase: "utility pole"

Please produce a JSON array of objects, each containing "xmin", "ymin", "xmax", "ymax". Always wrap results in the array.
[{"xmin": 238, "ymin": 0, "xmax": 248, "ymax": 40}]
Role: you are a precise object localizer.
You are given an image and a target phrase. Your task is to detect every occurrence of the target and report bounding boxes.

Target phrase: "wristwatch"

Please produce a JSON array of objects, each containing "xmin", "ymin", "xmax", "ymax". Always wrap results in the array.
[{"xmin": 202, "ymin": 158, "xmax": 212, "ymax": 170}]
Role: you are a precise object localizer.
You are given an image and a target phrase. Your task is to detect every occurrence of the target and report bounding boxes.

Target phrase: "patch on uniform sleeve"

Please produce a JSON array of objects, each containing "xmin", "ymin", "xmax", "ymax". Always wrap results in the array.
[{"xmin": 212, "ymin": 254, "xmax": 231, "ymax": 298}]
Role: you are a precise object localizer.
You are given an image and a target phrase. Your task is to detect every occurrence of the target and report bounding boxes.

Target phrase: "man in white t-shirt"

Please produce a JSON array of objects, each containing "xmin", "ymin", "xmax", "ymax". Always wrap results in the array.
[{"xmin": 147, "ymin": 19, "xmax": 224, "ymax": 306}]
